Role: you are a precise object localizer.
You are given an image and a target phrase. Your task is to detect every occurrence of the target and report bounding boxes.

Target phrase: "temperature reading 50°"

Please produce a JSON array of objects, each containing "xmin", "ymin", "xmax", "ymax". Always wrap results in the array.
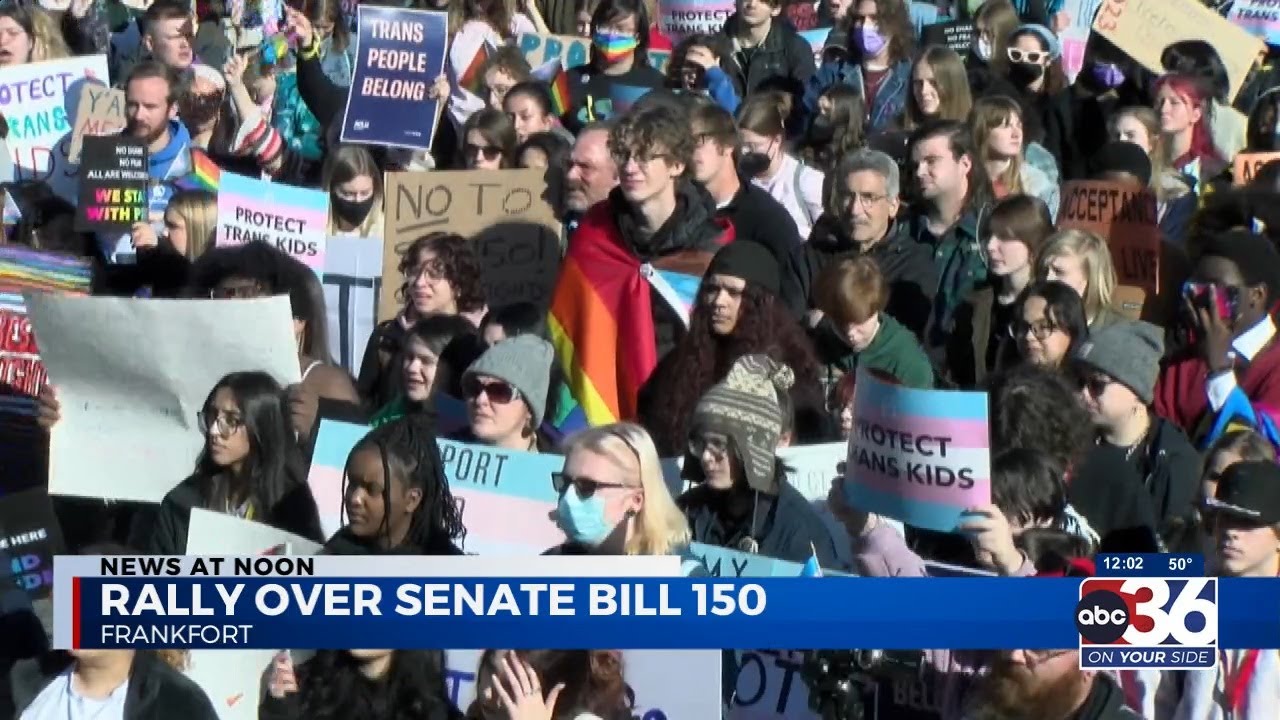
[{"xmin": 1169, "ymin": 556, "xmax": 1194, "ymax": 573}]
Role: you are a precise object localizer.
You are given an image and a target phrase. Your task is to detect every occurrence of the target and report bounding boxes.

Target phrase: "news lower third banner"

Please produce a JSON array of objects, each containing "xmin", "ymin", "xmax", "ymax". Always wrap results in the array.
[{"xmin": 51, "ymin": 556, "xmax": 1280, "ymax": 652}]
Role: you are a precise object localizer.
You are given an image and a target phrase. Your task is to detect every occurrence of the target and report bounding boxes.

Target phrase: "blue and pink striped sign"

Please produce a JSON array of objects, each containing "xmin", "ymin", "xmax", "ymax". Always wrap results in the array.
[{"xmin": 843, "ymin": 368, "xmax": 990, "ymax": 532}]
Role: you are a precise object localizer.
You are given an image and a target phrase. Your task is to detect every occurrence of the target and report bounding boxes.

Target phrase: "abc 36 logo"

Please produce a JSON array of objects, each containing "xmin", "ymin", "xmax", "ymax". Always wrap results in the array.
[{"xmin": 1075, "ymin": 579, "xmax": 1218, "ymax": 646}]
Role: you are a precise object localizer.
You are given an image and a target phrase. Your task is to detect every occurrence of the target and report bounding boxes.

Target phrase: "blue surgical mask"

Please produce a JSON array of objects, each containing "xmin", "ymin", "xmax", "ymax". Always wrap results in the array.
[{"xmin": 556, "ymin": 489, "xmax": 613, "ymax": 545}]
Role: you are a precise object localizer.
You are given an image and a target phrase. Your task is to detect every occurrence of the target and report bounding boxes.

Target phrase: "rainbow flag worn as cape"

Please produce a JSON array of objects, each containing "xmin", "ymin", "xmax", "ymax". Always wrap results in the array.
[{"xmin": 548, "ymin": 206, "xmax": 730, "ymax": 425}]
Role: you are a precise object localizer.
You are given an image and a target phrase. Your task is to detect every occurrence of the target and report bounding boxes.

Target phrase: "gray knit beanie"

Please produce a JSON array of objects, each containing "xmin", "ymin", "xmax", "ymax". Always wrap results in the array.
[
  {"xmin": 1073, "ymin": 320, "xmax": 1164, "ymax": 404},
  {"xmin": 691, "ymin": 354, "xmax": 795, "ymax": 493},
  {"xmin": 464, "ymin": 335, "xmax": 554, "ymax": 426}
]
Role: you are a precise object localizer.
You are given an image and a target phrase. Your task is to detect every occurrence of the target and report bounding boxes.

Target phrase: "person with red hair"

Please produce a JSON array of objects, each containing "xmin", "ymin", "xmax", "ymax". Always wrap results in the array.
[{"xmin": 1153, "ymin": 72, "xmax": 1226, "ymax": 194}]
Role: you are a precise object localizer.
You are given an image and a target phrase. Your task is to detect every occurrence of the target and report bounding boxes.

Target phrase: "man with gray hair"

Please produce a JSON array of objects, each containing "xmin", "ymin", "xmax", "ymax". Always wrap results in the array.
[{"xmin": 792, "ymin": 147, "xmax": 937, "ymax": 341}]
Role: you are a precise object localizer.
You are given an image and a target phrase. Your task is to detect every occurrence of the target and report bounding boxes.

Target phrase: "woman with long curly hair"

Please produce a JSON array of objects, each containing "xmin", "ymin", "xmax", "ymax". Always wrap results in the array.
[
  {"xmin": 357, "ymin": 232, "xmax": 488, "ymax": 411},
  {"xmin": 637, "ymin": 242, "xmax": 826, "ymax": 456},
  {"xmin": 262, "ymin": 648, "xmax": 461, "ymax": 720},
  {"xmin": 467, "ymin": 650, "xmax": 634, "ymax": 719}
]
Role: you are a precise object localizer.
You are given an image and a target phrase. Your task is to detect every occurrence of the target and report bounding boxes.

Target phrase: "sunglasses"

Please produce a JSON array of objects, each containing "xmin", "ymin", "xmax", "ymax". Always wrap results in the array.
[
  {"xmin": 1007, "ymin": 48, "xmax": 1049, "ymax": 64},
  {"xmin": 464, "ymin": 143, "xmax": 502, "ymax": 161},
  {"xmin": 463, "ymin": 377, "xmax": 520, "ymax": 404},
  {"xmin": 551, "ymin": 472, "xmax": 630, "ymax": 498},
  {"xmin": 1079, "ymin": 374, "xmax": 1113, "ymax": 398}
]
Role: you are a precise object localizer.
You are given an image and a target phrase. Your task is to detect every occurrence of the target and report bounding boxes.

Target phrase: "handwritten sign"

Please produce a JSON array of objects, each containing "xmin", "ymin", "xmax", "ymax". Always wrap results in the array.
[
  {"xmin": 380, "ymin": 169, "xmax": 562, "ymax": 320},
  {"xmin": 517, "ymin": 32, "xmax": 590, "ymax": 69},
  {"xmin": 3, "ymin": 54, "xmax": 109, "ymax": 200},
  {"xmin": 1233, "ymin": 151, "xmax": 1280, "ymax": 185},
  {"xmin": 844, "ymin": 368, "xmax": 991, "ymax": 533},
  {"xmin": 308, "ymin": 420, "xmax": 566, "ymax": 554},
  {"xmin": 215, "ymin": 171, "xmax": 329, "ymax": 274},
  {"xmin": 1092, "ymin": 0, "xmax": 1263, "ymax": 100},
  {"xmin": 68, "ymin": 84, "xmax": 125, "ymax": 164},
  {"xmin": 342, "ymin": 6, "xmax": 448, "ymax": 150},
  {"xmin": 659, "ymin": 0, "xmax": 736, "ymax": 41},
  {"xmin": 75, "ymin": 135, "xmax": 148, "ymax": 233},
  {"xmin": 1058, "ymin": 179, "xmax": 1160, "ymax": 298}
]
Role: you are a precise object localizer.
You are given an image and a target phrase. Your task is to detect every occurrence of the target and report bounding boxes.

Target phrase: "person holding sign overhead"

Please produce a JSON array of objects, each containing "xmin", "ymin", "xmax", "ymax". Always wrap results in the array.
[{"xmin": 677, "ymin": 354, "xmax": 840, "ymax": 567}]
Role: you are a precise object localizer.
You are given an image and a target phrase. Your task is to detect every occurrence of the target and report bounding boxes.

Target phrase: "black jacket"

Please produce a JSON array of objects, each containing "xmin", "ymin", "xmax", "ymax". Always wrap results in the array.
[
  {"xmin": 322, "ymin": 526, "xmax": 465, "ymax": 556},
  {"xmin": 1070, "ymin": 445, "xmax": 1162, "ymax": 553},
  {"xmin": 678, "ymin": 477, "xmax": 842, "ymax": 569},
  {"xmin": 1124, "ymin": 417, "xmax": 1202, "ymax": 548},
  {"xmin": 10, "ymin": 652, "xmax": 219, "ymax": 720},
  {"xmin": 258, "ymin": 651, "xmax": 462, "ymax": 720},
  {"xmin": 129, "ymin": 474, "xmax": 324, "ymax": 555},
  {"xmin": 716, "ymin": 181, "xmax": 807, "ymax": 317},
  {"xmin": 1072, "ymin": 672, "xmax": 1144, "ymax": 720},
  {"xmin": 357, "ymin": 318, "xmax": 408, "ymax": 411},
  {"xmin": 794, "ymin": 215, "xmax": 939, "ymax": 340},
  {"xmin": 718, "ymin": 14, "xmax": 817, "ymax": 106}
]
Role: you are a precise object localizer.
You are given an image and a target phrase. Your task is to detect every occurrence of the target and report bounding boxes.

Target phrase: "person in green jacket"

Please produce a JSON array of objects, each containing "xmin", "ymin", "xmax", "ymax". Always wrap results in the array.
[{"xmin": 815, "ymin": 255, "xmax": 935, "ymax": 388}]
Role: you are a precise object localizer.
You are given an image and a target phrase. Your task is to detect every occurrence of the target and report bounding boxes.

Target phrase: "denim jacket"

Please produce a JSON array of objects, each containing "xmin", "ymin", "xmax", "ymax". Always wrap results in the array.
[{"xmin": 804, "ymin": 56, "xmax": 911, "ymax": 133}]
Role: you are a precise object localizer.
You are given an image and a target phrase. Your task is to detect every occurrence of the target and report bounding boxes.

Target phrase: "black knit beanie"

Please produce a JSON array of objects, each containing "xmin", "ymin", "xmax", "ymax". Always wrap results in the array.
[{"xmin": 704, "ymin": 242, "xmax": 780, "ymax": 297}]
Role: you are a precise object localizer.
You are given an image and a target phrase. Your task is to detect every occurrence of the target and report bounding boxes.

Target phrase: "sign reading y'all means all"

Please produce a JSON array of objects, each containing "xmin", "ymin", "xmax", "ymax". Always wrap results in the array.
[
  {"xmin": 342, "ymin": 6, "xmax": 448, "ymax": 151},
  {"xmin": 215, "ymin": 171, "xmax": 329, "ymax": 275},
  {"xmin": 68, "ymin": 83, "xmax": 125, "ymax": 164}
]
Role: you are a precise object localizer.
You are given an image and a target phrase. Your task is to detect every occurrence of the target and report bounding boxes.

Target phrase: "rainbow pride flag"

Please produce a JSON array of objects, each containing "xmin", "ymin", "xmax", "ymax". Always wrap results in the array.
[
  {"xmin": 174, "ymin": 149, "xmax": 220, "ymax": 193},
  {"xmin": 531, "ymin": 58, "xmax": 572, "ymax": 116},
  {"xmin": 458, "ymin": 43, "xmax": 490, "ymax": 97},
  {"xmin": 547, "ymin": 208, "xmax": 729, "ymax": 425}
]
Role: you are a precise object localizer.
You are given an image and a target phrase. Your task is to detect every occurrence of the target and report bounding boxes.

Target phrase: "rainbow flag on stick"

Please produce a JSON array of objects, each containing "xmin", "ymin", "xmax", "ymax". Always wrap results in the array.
[
  {"xmin": 458, "ymin": 43, "xmax": 490, "ymax": 97},
  {"xmin": 532, "ymin": 59, "xmax": 572, "ymax": 116},
  {"xmin": 174, "ymin": 149, "xmax": 221, "ymax": 193}
]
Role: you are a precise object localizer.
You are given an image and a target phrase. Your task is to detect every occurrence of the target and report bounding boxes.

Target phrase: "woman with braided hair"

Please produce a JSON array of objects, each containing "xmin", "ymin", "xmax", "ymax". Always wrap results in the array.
[{"xmin": 324, "ymin": 416, "xmax": 468, "ymax": 555}]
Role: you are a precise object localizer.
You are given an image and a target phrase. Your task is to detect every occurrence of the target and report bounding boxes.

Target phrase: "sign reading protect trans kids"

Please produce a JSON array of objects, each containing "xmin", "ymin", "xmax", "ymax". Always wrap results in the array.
[{"xmin": 1076, "ymin": 554, "xmax": 1217, "ymax": 670}]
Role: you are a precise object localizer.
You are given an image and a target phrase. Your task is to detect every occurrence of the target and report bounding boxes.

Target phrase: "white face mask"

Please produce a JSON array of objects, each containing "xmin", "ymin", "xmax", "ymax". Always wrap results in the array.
[{"xmin": 976, "ymin": 36, "xmax": 993, "ymax": 62}]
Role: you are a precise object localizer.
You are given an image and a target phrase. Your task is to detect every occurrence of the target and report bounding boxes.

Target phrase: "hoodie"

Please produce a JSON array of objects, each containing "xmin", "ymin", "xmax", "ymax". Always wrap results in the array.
[
  {"xmin": 830, "ymin": 313, "xmax": 935, "ymax": 389},
  {"xmin": 99, "ymin": 120, "xmax": 193, "ymax": 263}
]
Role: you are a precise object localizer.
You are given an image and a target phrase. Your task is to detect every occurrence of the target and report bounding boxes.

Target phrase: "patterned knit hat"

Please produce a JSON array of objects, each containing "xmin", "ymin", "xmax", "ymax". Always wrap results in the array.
[{"xmin": 691, "ymin": 355, "xmax": 795, "ymax": 493}]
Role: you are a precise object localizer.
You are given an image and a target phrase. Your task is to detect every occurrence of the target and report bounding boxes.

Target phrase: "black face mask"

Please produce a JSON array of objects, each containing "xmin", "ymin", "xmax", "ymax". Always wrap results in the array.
[
  {"xmin": 1008, "ymin": 61, "xmax": 1045, "ymax": 87},
  {"xmin": 331, "ymin": 194, "xmax": 375, "ymax": 226},
  {"xmin": 807, "ymin": 116, "xmax": 835, "ymax": 146},
  {"xmin": 738, "ymin": 152, "xmax": 771, "ymax": 178}
]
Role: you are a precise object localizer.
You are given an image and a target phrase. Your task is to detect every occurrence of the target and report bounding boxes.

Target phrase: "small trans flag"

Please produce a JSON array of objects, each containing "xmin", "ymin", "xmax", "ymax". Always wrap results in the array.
[{"xmin": 800, "ymin": 543, "xmax": 823, "ymax": 577}]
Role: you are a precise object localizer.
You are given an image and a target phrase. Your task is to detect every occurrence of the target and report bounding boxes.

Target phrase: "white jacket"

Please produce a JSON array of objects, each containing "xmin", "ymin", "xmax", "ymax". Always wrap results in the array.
[{"xmin": 1125, "ymin": 651, "xmax": 1280, "ymax": 720}]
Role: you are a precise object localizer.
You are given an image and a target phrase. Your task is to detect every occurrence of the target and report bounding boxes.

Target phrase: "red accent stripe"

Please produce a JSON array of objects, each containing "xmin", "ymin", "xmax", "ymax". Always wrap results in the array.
[{"xmin": 72, "ymin": 576, "xmax": 81, "ymax": 650}]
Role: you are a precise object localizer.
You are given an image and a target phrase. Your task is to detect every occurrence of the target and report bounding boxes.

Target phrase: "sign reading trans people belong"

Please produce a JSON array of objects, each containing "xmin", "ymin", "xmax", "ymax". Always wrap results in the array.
[
  {"xmin": 342, "ymin": 6, "xmax": 448, "ymax": 150},
  {"xmin": 843, "ymin": 368, "xmax": 991, "ymax": 532}
]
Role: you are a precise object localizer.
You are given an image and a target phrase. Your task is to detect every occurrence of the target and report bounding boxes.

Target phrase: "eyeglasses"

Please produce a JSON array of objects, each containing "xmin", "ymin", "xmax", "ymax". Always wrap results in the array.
[
  {"xmin": 688, "ymin": 434, "xmax": 730, "ymax": 458},
  {"xmin": 844, "ymin": 192, "xmax": 888, "ymax": 209},
  {"xmin": 1007, "ymin": 48, "xmax": 1049, "ymax": 64},
  {"xmin": 610, "ymin": 149, "xmax": 671, "ymax": 166},
  {"xmin": 197, "ymin": 410, "xmax": 244, "ymax": 436},
  {"xmin": 408, "ymin": 260, "xmax": 445, "ymax": 282},
  {"xmin": 465, "ymin": 143, "xmax": 502, "ymax": 161},
  {"xmin": 1079, "ymin": 374, "xmax": 1113, "ymax": 398},
  {"xmin": 463, "ymin": 377, "xmax": 521, "ymax": 405},
  {"xmin": 1010, "ymin": 319, "xmax": 1059, "ymax": 341},
  {"xmin": 552, "ymin": 472, "xmax": 630, "ymax": 498}
]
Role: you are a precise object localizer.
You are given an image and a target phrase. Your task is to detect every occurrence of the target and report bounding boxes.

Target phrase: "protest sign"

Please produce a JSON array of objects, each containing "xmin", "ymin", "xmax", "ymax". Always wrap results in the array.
[
  {"xmin": 920, "ymin": 20, "xmax": 975, "ymax": 55},
  {"xmin": 342, "ymin": 6, "xmax": 448, "ymax": 150},
  {"xmin": 380, "ymin": 169, "xmax": 562, "ymax": 320},
  {"xmin": 844, "ymin": 368, "xmax": 991, "ymax": 533},
  {"xmin": 0, "ymin": 488, "xmax": 64, "ymax": 602},
  {"xmin": 1060, "ymin": 0, "xmax": 1104, "ymax": 80},
  {"xmin": 659, "ymin": 0, "xmax": 736, "ymax": 41},
  {"xmin": 308, "ymin": 420, "xmax": 566, "ymax": 553},
  {"xmin": 322, "ymin": 235, "xmax": 383, "ymax": 375},
  {"xmin": 1092, "ymin": 0, "xmax": 1261, "ymax": 100},
  {"xmin": 1058, "ymin": 179, "xmax": 1160, "ymax": 300},
  {"xmin": 68, "ymin": 83, "xmax": 125, "ymax": 163},
  {"xmin": 682, "ymin": 542, "xmax": 847, "ymax": 578},
  {"xmin": 517, "ymin": 32, "xmax": 590, "ymax": 69},
  {"xmin": 186, "ymin": 648, "xmax": 275, "ymax": 720},
  {"xmin": 2, "ymin": 54, "xmax": 109, "ymax": 200},
  {"xmin": 445, "ymin": 649, "xmax": 723, "ymax": 719},
  {"xmin": 1229, "ymin": 0, "xmax": 1280, "ymax": 46},
  {"xmin": 777, "ymin": 443, "xmax": 852, "ymax": 568},
  {"xmin": 74, "ymin": 135, "xmax": 148, "ymax": 233},
  {"xmin": 1233, "ymin": 151, "xmax": 1280, "ymax": 185},
  {"xmin": 215, "ymin": 171, "xmax": 329, "ymax": 274},
  {"xmin": 186, "ymin": 508, "xmax": 323, "ymax": 556},
  {"xmin": 25, "ymin": 296, "xmax": 301, "ymax": 503},
  {"xmin": 0, "ymin": 247, "xmax": 92, "ymax": 492},
  {"xmin": 649, "ymin": 49, "xmax": 671, "ymax": 74}
]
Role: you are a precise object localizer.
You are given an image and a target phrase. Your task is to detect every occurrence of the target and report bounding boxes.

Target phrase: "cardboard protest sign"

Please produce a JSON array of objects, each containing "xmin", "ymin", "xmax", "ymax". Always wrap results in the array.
[
  {"xmin": 308, "ymin": 420, "xmax": 565, "ymax": 553},
  {"xmin": 843, "ymin": 368, "xmax": 991, "ymax": 533},
  {"xmin": 517, "ymin": 32, "xmax": 590, "ymax": 69},
  {"xmin": 322, "ymin": 236, "xmax": 383, "ymax": 375},
  {"xmin": 1229, "ymin": 0, "xmax": 1280, "ymax": 47},
  {"xmin": 342, "ymin": 6, "xmax": 448, "ymax": 150},
  {"xmin": 68, "ymin": 84, "xmax": 125, "ymax": 163},
  {"xmin": 682, "ymin": 542, "xmax": 845, "ymax": 578},
  {"xmin": 215, "ymin": 171, "xmax": 329, "ymax": 274},
  {"xmin": 3, "ymin": 54, "xmax": 110, "ymax": 200},
  {"xmin": 659, "ymin": 0, "xmax": 736, "ymax": 41},
  {"xmin": 75, "ymin": 135, "xmax": 148, "ymax": 233},
  {"xmin": 0, "ymin": 247, "xmax": 92, "ymax": 493},
  {"xmin": 0, "ymin": 488, "xmax": 64, "ymax": 602},
  {"xmin": 921, "ymin": 20, "xmax": 975, "ymax": 55},
  {"xmin": 1233, "ymin": 151, "xmax": 1280, "ymax": 185},
  {"xmin": 446, "ymin": 649, "xmax": 722, "ymax": 720},
  {"xmin": 1058, "ymin": 179, "xmax": 1160, "ymax": 300},
  {"xmin": 380, "ymin": 169, "xmax": 562, "ymax": 320},
  {"xmin": 26, "ymin": 296, "xmax": 301, "ymax": 503},
  {"xmin": 1092, "ymin": 0, "xmax": 1262, "ymax": 100},
  {"xmin": 186, "ymin": 508, "xmax": 323, "ymax": 556}
]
